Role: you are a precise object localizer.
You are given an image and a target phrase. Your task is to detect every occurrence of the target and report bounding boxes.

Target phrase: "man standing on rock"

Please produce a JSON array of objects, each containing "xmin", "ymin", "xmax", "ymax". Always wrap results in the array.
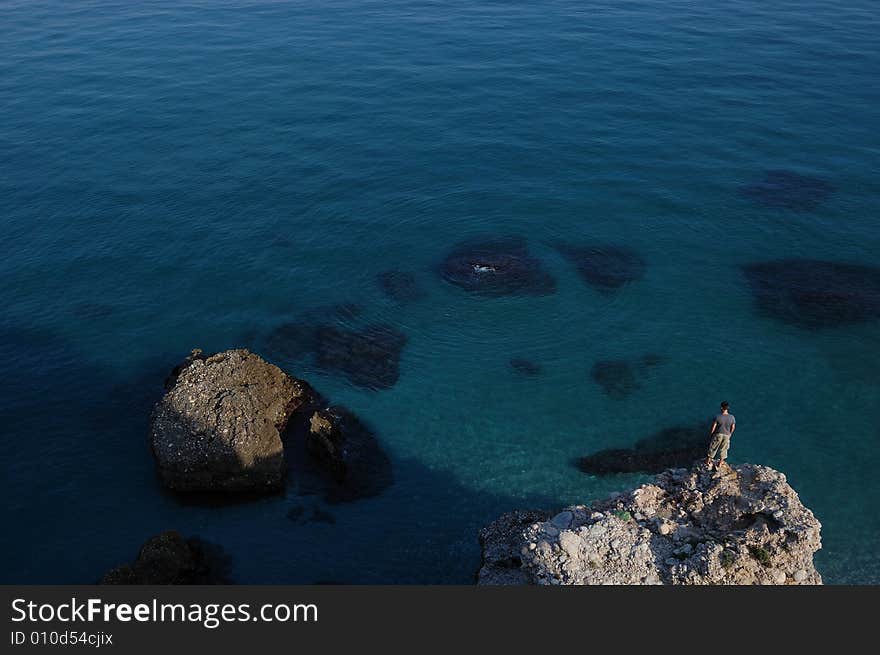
[{"xmin": 706, "ymin": 401, "xmax": 735, "ymax": 471}]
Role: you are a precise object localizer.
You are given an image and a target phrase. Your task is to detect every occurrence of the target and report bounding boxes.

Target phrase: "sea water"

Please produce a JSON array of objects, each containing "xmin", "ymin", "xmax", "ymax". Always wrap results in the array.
[{"xmin": 2, "ymin": 0, "xmax": 879, "ymax": 583}]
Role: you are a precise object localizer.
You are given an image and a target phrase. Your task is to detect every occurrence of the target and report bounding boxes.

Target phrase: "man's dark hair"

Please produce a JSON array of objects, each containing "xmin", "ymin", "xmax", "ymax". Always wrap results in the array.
[{"xmin": 720, "ymin": 401, "xmax": 729, "ymax": 410}]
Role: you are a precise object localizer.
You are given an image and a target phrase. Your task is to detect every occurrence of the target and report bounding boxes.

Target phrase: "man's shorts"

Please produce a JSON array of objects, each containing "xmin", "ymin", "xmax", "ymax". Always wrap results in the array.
[{"xmin": 708, "ymin": 432, "xmax": 731, "ymax": 460}]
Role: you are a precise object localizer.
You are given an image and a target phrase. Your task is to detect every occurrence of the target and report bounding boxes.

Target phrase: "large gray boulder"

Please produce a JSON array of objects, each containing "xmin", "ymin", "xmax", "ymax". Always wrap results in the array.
[
  {"xmin": 150, "ymin": 349, "xmax": 311, "ymax": 492},
  {"xmin": 479, "ymin": 463, "xmax": 822, "ymax": 585}
]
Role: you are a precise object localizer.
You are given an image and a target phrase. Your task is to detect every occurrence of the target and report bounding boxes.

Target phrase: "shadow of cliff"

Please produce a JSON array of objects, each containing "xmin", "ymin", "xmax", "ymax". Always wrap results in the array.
[{"xmin": 263, "ymin": 453, "xmax": 561, "ymax": 584}]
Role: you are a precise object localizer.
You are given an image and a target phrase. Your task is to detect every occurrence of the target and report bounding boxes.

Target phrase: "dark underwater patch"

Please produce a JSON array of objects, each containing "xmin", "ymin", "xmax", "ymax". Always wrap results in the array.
[
  {"xmin": 555, "ymin": 243, "xmax": 646, "ymax": 291},
  {"xmin": 591, "ymin": 360, "xmax": 639, "ymax": 399},
  {"xmin": 440, "ymin": 236, "xmax": 556, "ymax": 297},
  {"xmin": 265, "ymin": 322, "xmax": 319, "ymax": 362},
  {"xmin": 591, "ymin": 354, "xmax": 664, "ymax": 399},
  {"xmin": 377, "ymin": 270, "xmax": 427, "ymax": 303},
  {"xmin": 265, "ymin": 308, "xmax": 407, "ymax": 390},
  {"xmin": 739, "ymin": 170, "xmax": 835, "ymax": 211},
  {"xmin": 742, "ymin": 259, "xmax": 880, "ymax": 329},
  {"xmin": 314, "ymin": 324, "xmax": 407, "ymax": 390},
  {"xmin": 510, "ymin": 358, "xmax": 542, "ymax": 376}
]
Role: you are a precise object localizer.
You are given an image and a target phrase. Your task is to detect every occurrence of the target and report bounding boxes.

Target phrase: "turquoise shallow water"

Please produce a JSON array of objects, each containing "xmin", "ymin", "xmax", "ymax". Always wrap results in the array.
[{"xmin": 2, "ymin": 0, "xmax": 879, "ymax": 583}]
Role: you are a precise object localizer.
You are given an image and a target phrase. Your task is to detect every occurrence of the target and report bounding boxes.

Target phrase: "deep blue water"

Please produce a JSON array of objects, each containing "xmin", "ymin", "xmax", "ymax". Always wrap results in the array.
[{"xmin": 2, "ymin": 0, "xmax": 879, "ymax": 584}]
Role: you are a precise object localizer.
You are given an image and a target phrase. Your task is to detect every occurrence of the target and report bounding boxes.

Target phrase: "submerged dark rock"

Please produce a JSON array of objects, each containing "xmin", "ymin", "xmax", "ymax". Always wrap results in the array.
[
  {"xmin": 742, "ymin": 259, "xmax": 880, "ymax": 329},
  {"xmin": 314, "ymin": 324, "xmax": 407, "ymax": 390},
  {"xmin": 266, "ymin": 321, "xmax": 407, "ymax": 391},
  {"xmin": 306, "ymin": 406, "xmax": 393, "ymax": 503},
  {"xmin": 591, "ymin": 354, "xmax": 664, "ymax": 399},
  {"xmin": 150, "ymin": 349, "xmax": 312, "ymax": 493},
  {"xmin": 740, "ymin": 170, "xmax": 835, "ymax": 211},
  {"xmin": 440, "ymin": 236, "xmax": 556, "ymax": 297},
  {"xmin": 100, "ymin": 530, "xmax": 232, "ymax": 584},
  {"xmin": 264, "ymin": 304, "xmax": 365, "ymax": 360},
  {"xmin": 556, "ymin": 244, "xmax": 646, "ymax": 291},
  {"xmin": 377, "ymin": 270, "xmax": 427, "ymax": 303},
  {"xmin": 576, "ymin": 423, "xmax": 707, "ymax": 475},
  {"xmin": 265, "ymin": 322, "xmax": 318, "ymax": 362},
  {"xmin": 591, "ymin": 360, "xmax": 638, "ymax": 399},
  {"xmin": 510, "ymin": 358, "xmax": 542, "ymax": 376}
]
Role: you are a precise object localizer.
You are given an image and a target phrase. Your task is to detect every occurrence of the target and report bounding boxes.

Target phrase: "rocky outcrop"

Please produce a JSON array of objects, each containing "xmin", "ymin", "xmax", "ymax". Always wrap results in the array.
[
  {"xmin": 100, "ymin": 530, "xmax": 231, "ymax": 584},
  {"xmin": 306, "ymin": 406, "xmax": 393, "ymax": 503},
  {"xmin": 150, "ymin": 349, "xmax": 312, "ymax": 492},
  {"xmin": 479, "ymin": 463, "xmax": 822, "ymax": 585}
]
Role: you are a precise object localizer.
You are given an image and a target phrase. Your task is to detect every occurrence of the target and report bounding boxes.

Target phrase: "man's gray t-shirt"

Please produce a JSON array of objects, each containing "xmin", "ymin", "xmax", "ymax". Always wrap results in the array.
[{"xmin": 714, "ymin": 413, "xmax": 736, "ymax": 436}]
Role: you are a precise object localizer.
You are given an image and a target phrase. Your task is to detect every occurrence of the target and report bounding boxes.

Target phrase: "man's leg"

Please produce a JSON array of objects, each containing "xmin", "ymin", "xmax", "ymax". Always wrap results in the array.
[
  {"xmin": 718, "ymin": 434, "xmax": 730, "ymax": 466},
  {"xmin": 707, "ymin": 434, "xmax": 722, "ymax": 467}
]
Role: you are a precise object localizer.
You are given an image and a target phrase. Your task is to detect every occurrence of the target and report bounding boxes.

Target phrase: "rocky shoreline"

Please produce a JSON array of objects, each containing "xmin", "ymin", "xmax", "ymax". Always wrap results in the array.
[{"xmin": 478, "ymin": 462, "xmax": 822, "ymax": 585}]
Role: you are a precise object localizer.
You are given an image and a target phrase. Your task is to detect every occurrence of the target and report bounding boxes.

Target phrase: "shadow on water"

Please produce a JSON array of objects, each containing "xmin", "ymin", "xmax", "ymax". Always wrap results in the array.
[
  {"xmin": 122, "ymin": 452, "xmax": 562, "ymax": 584},
  {"xmin": 266, "ymin": 454, "xmax": 563, "ymax": 584},
  {"xmin": 0, "ymin": 326, "xmax": 184, "ymax": 582},
  {"xmin": 120, "ymin": 449, "xmax": 562, "ymax": 584}
]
